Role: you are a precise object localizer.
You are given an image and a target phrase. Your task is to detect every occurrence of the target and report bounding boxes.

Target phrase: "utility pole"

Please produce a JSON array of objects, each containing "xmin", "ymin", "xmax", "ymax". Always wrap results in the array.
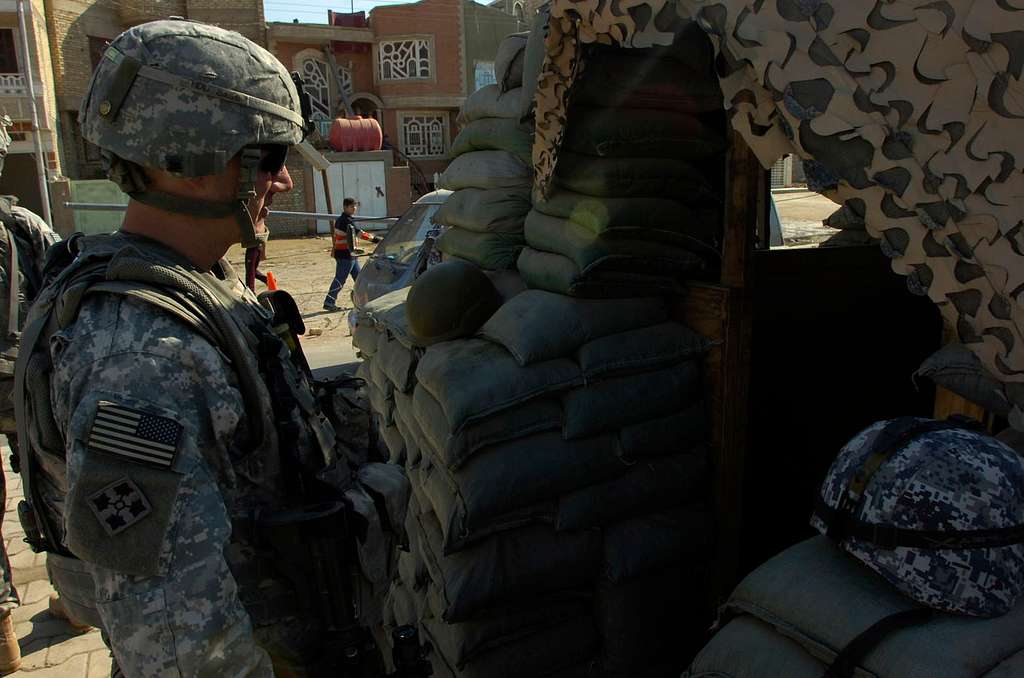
[{"xmin": 16, "ymin": 0, "xmax": 52, "ymax": 228}]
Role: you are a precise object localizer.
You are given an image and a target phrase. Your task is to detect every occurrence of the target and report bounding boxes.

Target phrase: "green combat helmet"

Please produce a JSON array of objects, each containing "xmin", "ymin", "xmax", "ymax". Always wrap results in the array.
[
  {"xmin": 78, "ymin": 19, "xmax": 307, "ymax": 247},
  {"xmin": 406, "ymin": 260, "xmax": 502, "ymax": 346}
]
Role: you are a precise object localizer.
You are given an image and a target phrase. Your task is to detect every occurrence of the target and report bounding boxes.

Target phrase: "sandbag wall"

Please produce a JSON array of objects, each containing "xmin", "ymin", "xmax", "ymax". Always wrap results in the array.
[
  {"xmin": 521, "ymin": 23, "xmax": 728, "ymax": 297},
  {"xmin": 433, "ymin": 32, "xmax": 535, "ymax": 271},
  {"xmin": 353, "ymin": 289, "xmax": 714, "ymax": 677}
]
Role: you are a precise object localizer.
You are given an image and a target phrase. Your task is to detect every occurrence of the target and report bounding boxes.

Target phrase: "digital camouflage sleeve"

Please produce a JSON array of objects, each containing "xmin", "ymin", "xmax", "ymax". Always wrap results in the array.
[{"xmin": 50, "ymin": 291, "xmax": 275, "ymax": 678}]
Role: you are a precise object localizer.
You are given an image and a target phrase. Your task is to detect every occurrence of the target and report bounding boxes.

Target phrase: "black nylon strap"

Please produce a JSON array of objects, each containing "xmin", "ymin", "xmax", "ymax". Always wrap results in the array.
[
  {"xmin": 822, "ymin": 608, "xmax": 936, "ymax": 678},
  {"xmin": 814, "ymin": 496, "xmax": 1024, "ymax": 549}
]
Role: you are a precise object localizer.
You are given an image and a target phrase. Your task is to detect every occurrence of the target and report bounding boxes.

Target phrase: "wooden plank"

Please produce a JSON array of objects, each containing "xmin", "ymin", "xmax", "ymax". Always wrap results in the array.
[
  {"xmin": 720, "ymin": 130, "xmax": 762, "ymax": 288},
  {"xmin": 934, "ymin": 385, "xmax": 987, "ymax": 422}
]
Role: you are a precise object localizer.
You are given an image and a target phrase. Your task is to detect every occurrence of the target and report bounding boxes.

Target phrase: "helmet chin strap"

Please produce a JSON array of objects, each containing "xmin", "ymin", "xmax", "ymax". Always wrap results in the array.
[
  {"xmin": 125, "ymin": 147, "xmax": 265, "ymax": 248},
  {"xmin": 236, "ymin": 147, "xmax": 262, "ymax": 249}
]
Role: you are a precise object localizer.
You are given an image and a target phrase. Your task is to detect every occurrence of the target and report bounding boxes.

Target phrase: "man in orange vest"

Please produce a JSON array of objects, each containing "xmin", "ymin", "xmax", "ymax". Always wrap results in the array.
[{"xmin": 323, "ymin": 197, "xmax": 380, "ymax": 312}]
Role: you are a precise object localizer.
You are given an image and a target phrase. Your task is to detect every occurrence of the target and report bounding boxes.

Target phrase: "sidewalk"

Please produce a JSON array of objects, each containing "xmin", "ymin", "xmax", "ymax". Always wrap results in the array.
[{"xmin": 2, "ymin": 455, "xmax": 109, "ymax": 677}]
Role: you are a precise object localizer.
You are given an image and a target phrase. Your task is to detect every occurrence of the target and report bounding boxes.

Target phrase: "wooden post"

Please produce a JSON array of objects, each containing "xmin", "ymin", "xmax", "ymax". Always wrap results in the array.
[{"xmin": 674, "ymin": 129, "xmax": 762, "ymax": 602}]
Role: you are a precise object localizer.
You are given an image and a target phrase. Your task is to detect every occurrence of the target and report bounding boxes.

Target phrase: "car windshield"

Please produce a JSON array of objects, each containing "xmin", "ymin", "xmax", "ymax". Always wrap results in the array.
[{"xmin": 371, "ymin": 204, "xmax": 436, "ymax": 263}]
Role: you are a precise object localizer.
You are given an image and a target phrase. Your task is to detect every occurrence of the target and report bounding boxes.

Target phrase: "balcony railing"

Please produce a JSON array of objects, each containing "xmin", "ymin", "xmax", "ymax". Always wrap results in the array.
[{"xmin": 0, "ymin": 74, "xmax": 26, "ymax": 96}]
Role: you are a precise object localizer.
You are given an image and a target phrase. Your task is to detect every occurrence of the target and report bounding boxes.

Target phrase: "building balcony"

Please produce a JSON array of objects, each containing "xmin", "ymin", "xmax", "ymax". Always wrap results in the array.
[{"xmin": 0, "ymin": 73, "xmax": 26, "ymax": 96}]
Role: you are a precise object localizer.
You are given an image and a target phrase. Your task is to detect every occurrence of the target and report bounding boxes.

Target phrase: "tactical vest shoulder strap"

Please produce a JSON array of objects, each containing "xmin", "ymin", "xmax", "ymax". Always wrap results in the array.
[{"xmin": 14, "ymin": 235, "xmax": 267, "ymax": 553}]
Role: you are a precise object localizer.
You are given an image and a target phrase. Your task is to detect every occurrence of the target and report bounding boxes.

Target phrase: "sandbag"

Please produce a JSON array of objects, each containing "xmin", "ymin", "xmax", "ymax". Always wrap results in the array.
[
  {"xmin": 518, "ymin": 4, "xmax": 549, "ymax": 119},
  {"xmin": 416, "ymin": 510, "xmax": 600, "ymax": 622},
  {"xmin": 618, "ymin": 402, "xmax": 707, "ymax": 460},
  {"xmin": 353, "ymin": 324, "xmax": 380, "ymax": 356},
  {"xmin": 916, "ymin": 343, "xmax": 1010, "ymax": 416},
  {"xmin": 439, "ymin": 151, "xmax": 531, "ymax": 191},
  {"xmin": 378, "ymin": 337, "xmax": 418, "ymax": 393},
  {"xmin": 494, "ymin": 33, "xmax": 527, "ymax": 91},
  {"xmin": 368, "ymin": 381, "xmax": 395, "ymax": 427},
  {"xmin": 380, "ymin": 422, "xmax": 405, "ymax": 462},
  {"xmin": 422, "ymin": 612, "xmax": 598, "ymax": 678},
  {"xmin": 602, "ymin": 507, "xmax": 711, "ymax": 583},
  {"xmin": 716, "ymin": 536, "xmax": 1024, "ymax": 678},
  {"xmin": 562, "ymin": 361, "xmax": 703, "ymax": 439},
  {"xmin": 554, "ymin": 151, "xmax": 719, "ymax": 202},
  {"xmin": 517, "ymin": 245, "xmax": 685, "ymax": 298},
  {"xmin": 415, "ymin": 338, "xmax": 582, "ymax": 434},
  {"xmin": 384, "ymin": 578, "xmax": 425, "ymax": 629},
  {"xmin": 557, "ymin": 452, "xmax": 709, "ymax": 530},
  {"xmin": 478, "ymin": 289, "xmax": 667, "ymax": 366},
  {"xmin": 576, "ymin": 321, "xmax": 710, "ymax": 380},
  {"xmin": 533, "ymin": 186, "xmax": 722, "ymax": 237},
  {"xmin": 484, "ymin": 267, "xmax": 527, "ymax": 302},
  {"xmin": 393, "ymin": 391, "xmax": 421, "ymax": 471},
  {"xmin": 597, "ymin": 564, "xmax": 709, "ymax": 676},
  {"xmin": 563, "ymin": 106, "xmax": 727, "ymax": 160},
  {"xmin": 574, "ymin": 42, "xmax": 722, "ymax": 112},
  {"xmin": 451, "ymin": 118, "xmax": 533, "ymax": 164},
  {"xmin": 369, "ymin": 357, "xmax": 393, "ymax": 398},
  {"xmin": 432, "ymin": 187, "xmax": 531, "ymax": 234},
  {"xmin": 458, "ymin": 84, "xmax": 522, "ymax": 124},
  {"xmin": 363, "ymin": 287, "xmax": 415, "ymax": 346},
  {"xmin": 524, "ymin": 209, "xmax": 714, "ymax": 274},
  {"xmin": 421, "ymin": 431, "xmax": 626, "ymax": 553},
  {"xmin": 421, "ymin": 586, "xmax": 591, "ymax": 670},
  {"xmin": 435, "ymin": 226, "xmax": 524, "ymax": 271},
  {"xmin": 412, "ymin": 386, "xmax": 562, "ymax": 469},
  {"xmin": 683, "ymin": 615, "xmax": 829, "ymax": 678}
]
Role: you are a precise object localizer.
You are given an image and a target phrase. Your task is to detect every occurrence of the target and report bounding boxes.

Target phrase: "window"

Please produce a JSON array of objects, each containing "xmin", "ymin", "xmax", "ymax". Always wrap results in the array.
[
  {"xmin": 299, "ymin": 58, "xmax": 332, "ymax": 122},
  {"xmin": 399, "ymin": 112, "xmax": 448, "ymax": 158},
  {"xmin": 474, "ymin": 61, "xmax": 496, "ymax": 91},
  {"xmin": 0, "ymin": 30, "xmax": 17, "ymax": 73},
  {"xmin": 88, "ymin": 36, "xmax": 110, "ymax": 70},
  {"xmin": 378, "ymin": 38, "xmax": 431, "ymax": 81}
]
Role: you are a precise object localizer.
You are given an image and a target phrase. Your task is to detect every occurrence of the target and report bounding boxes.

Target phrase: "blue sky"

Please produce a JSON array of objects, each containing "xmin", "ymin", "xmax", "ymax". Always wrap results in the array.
[{"xmin": 264, "ymin": 0, "xmax": 489, "ymax": 23}]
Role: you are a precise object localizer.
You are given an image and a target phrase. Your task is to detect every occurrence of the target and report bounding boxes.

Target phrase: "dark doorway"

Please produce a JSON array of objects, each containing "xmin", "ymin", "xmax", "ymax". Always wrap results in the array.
[{"xmin": 0, "ymin": 154, "xmax": 42, "ymax": 216}]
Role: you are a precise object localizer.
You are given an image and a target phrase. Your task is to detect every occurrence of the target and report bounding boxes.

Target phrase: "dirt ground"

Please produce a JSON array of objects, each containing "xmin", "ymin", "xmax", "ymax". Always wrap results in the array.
[{"xmin": 226, "ymin": 235, "xmax": 366, "ymax": 344}]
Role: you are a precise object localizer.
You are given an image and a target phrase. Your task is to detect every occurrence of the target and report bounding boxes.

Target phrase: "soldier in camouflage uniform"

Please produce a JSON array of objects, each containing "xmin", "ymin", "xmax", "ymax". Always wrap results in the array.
[
  {"xmin": 13, "ymin": 19, "xmax": 406, "ymax": 677},
  {"xmin": 0, "ymin": 114, "xmax": 58, "ymax": 672}
]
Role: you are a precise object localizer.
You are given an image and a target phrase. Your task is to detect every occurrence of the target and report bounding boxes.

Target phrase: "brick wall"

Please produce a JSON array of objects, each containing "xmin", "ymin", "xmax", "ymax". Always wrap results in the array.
[
  {"xmin": 370, "ymin": 0, "xmax": 464, "ymax": 100},
  {"xmin": 266, "ymin": 154, "xmax": 315, "ymax": 237}
]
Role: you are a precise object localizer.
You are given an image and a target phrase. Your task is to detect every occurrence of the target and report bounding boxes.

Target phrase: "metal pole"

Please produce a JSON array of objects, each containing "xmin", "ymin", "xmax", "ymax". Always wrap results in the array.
[{"xmin": 16, "ymin": 0, "xmax": 51, "ymax": 227}]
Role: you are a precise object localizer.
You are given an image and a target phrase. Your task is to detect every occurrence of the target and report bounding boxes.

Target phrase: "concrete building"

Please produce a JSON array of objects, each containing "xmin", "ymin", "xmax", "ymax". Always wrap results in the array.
[{"xmin": 0, "ymin": 0, "xmax": 60, "ymax": 219}]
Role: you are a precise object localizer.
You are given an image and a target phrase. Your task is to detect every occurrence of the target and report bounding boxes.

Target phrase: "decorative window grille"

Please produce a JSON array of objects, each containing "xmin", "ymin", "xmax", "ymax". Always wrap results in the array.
[
  {"xmin": 300, "ymin": 59, "xmax": 332, "ymax": 122},
  {"xmin": 474, "ymin": 61, "xmax": 496, "ymax": 91},
  {"xmin": 399, "ymin": 113, "xmax": 447, "ymax": 157},
  {"xmin": 378, "ymin": 39, "xmax": 431, "ymax": 81}
]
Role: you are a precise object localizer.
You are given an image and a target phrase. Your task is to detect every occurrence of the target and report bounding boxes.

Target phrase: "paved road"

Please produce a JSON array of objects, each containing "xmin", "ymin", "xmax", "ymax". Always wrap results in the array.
[{"xmin": 3, "ymin": 459, "xmax": 109, "ymax": 677}]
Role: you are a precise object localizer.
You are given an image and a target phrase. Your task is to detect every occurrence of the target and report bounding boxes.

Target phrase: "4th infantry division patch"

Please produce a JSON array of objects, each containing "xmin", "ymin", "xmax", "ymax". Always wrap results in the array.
[
  {"xmin": 88, "ymin": 402, "xmax": 182, "ymax": 468},
  {"xmin": 88, "ymin": 478, "xmax": 152, "ymax": 536}
]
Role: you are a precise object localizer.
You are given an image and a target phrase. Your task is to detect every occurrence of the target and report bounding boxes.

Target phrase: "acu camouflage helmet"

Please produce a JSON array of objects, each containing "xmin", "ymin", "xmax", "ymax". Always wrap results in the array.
[
  {"xmin": 812, "ymin": 417, "xmax": 1024, "ymax": 617},
  {"xmin": 79, "ymin": 19, "xmax": 307, "ymax": 247},
  {"xmin": 0, "ymin": 115, "xmax": 11, "ymax": 176}
]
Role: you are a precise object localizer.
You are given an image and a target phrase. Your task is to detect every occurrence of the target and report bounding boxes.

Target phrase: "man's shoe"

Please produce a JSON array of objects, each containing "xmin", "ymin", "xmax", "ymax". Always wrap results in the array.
[
  {"xmin": 323, "ymin": 303, "xmax": 340, "ymax": 312},
  {"xmin": 0, "ymin": 608, "xmax": 20, "ymax": 674},
  {"xmin": 48, "ymin": 594, "xmax": 92, "ymax": 633}
]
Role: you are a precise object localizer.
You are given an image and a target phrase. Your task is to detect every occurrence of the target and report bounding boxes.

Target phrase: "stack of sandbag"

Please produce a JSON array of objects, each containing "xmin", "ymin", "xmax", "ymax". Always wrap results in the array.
[
  {"xmin": 520, "ymin": 23, "xmax": 728, "ymax": 297},
  {"xmin": 684, "ymin": 536, "xmax": 1024, "ymax": 677},
  {"xmin": 435, "ymin": 31, "xmax": 539, "ymax": 271},
  {"xmin": 371, "ymin": 290, "xmax": 713, "ymax": 677},
  {"xmin": 351, "ymin": 287, "xmax": 423, "ymax": 465}
]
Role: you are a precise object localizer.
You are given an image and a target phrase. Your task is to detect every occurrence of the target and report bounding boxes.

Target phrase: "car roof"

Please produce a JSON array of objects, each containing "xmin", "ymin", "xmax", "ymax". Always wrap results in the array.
[{"xmin": 413, "ymin": 189, "xmax": 453, "ymax": 205}]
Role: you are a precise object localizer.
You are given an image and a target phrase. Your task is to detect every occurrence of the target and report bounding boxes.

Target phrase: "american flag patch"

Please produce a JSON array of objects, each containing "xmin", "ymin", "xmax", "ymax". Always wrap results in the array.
[{"xmin": 88, "ymin": 402, "xmax": 182, "ymax": 468}]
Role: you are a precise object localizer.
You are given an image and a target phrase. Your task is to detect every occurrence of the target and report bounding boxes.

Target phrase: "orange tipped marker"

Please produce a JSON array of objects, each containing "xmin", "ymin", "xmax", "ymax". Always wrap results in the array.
[{"xmin": 266, "ymin": 271, "xmax": 278, "ymax": 291}]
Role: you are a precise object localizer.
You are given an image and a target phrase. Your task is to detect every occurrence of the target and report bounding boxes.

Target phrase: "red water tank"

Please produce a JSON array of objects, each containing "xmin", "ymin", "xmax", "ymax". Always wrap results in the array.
[{"xmin": 328, "ymin": 116, "xmax": 383, "ymax": 152}]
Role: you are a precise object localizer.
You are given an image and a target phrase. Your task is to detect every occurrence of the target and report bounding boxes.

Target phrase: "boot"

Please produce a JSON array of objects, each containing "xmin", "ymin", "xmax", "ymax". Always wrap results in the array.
[
  {"xmin": 48, "ymin": 593, "xmax": 92, "ymax": 633},
  {"xmin": 0, "ymin": 607, "xmax": 20, "ymax": 674}
]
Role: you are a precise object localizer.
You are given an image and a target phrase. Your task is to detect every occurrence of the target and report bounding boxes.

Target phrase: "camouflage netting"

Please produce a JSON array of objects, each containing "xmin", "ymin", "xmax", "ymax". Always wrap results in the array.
[{"xmin": 533, "ymin": 0, "xmax": 1024, "ymax": 421}]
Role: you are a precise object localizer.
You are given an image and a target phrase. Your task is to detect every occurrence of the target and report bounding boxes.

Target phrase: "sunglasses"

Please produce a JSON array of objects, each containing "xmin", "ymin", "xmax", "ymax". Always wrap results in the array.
[{"xmin": 258, "ymin": 145, "xmax": 289, "ymax": 175}]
